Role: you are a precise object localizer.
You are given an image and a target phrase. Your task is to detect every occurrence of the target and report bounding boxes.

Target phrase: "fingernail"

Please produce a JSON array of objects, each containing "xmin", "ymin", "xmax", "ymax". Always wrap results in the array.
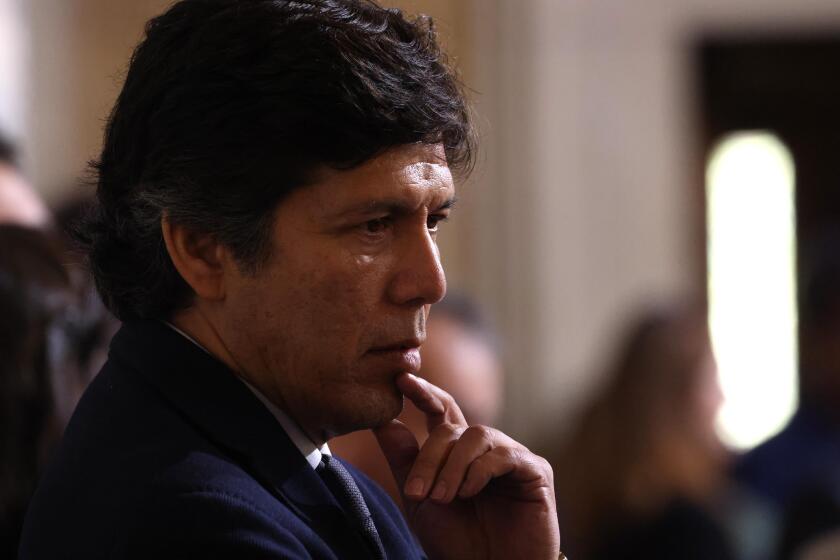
[
  {"xmin": 406, "ymin": 477, "xmax": 425, "ymax": 497},
  {"xmin": 431, "ymin": 480, "xmax": 447, "ymax": 501}
]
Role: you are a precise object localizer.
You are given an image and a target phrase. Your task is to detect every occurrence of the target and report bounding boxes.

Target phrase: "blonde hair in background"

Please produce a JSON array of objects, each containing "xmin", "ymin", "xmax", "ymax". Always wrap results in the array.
[{"xmin": 554, "ymin": 302, "xmax": 727, "ymax": 555}]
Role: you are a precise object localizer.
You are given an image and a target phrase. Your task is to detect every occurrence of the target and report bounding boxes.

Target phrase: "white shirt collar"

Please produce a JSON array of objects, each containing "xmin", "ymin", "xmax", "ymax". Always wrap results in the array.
[
  {"xmin": 163, "ymin": 321, "xmax": 330, "ymax": 469},
  {"xmin": 237, "ymin": 375, "xmax": 331, "ymax": 469}
]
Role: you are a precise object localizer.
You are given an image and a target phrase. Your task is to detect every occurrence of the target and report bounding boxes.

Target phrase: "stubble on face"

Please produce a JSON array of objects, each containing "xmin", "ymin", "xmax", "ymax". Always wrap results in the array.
[{"xmin": 220, "ymin": 144, "xmax": 453, "ymax": 442}]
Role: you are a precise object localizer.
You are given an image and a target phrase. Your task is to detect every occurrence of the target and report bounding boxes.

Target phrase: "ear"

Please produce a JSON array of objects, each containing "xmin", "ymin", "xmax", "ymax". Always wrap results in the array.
[{"xmin": 161, "ymin": 217, "xmax": 227, "ymax": 301}]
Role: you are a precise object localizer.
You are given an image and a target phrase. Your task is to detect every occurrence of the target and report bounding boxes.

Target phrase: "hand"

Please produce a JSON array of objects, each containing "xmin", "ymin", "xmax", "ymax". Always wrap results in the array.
[{"xmin": 374, "ymin": 373, "xmax": 561, "ymax": 560}]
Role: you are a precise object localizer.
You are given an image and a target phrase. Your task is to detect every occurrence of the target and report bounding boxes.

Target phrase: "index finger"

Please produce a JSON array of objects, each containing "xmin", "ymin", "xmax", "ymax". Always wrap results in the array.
[{"xmin": 397, "ymin": 372, "xmax": 466, "ymax": 429}]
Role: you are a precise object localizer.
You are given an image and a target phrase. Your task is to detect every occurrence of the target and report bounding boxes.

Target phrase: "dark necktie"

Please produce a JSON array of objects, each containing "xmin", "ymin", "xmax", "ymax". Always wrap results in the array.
[{"xmin": 317, "ymin": 454, "xmax": 387, "ymax": 560}]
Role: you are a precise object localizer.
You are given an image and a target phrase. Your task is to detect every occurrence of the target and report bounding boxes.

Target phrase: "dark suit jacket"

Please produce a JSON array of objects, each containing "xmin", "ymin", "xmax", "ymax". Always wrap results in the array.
[{"xmin": 20, "ymin": 320, "xmax": 425, "ymax": 559}]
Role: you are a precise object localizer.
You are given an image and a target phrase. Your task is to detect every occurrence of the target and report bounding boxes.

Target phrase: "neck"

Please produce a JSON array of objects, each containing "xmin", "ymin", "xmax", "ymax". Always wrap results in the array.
[
  {"xmin": 168, "ymin": 306, "xmax": 327, "ymax": 446},
  {"xmin": 169, "ymin": 307, "xmax": 238, "ymax": 370}
]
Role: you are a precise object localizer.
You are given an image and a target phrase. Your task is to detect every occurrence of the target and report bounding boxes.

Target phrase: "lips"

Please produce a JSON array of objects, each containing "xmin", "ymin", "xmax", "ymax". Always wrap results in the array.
[{"xmin": 366, "ymin": 341, "xmax": 422, "ymax": 374}]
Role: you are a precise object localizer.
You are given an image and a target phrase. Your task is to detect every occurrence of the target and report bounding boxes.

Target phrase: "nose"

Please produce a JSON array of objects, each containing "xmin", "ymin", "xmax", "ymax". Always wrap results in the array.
[{"xmin": 387, "ymin": 226, "xmax": 447, "ymax": 307}]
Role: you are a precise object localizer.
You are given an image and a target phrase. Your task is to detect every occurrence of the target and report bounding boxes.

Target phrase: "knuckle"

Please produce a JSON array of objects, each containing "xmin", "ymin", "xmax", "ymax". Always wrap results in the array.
[
  {"xmin": 464, "ymin": 425, "xmax": 495, "ymax": 449},
  {"xmin": 523, "ymin": 453, "xmax": 554, "ymax": 484},
  {"xmin": 498, "ymin": 445, "xmax": 521, "ymax": 463},
  {"xmin": 536, "ymin": 455, "xmax": 553, "ymax": 475}
]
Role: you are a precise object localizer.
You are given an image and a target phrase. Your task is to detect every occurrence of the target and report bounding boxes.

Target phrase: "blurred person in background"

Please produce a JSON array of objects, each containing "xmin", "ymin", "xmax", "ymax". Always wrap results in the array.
[
  {"xmin": 0, "ymin": 133, "xmax": 113, "ymax": 386},
  {"xmin": 0, "ymin": 133, "xmax": 116, "ymax": 394},
  {"xmin": 0, "ymin": 225, "xmax": 106, "ymax": 556},
  {"xmin": 0, "ymin": 132, "xmax": 49, "ymax": 228},
  {"xmin": 732, "ymin": 229, "xmax": 840, "ymax": 559},
  {"xmin": 552, "ymin": 302, "xmax": 734, "ymax": 560},
  {"xmin": 736, "ymin": 230, "xmax": 840, "ymax": 513},
  {"xmin": 331, "ymin": 292, "xmax": 505, "ymax": 508}
]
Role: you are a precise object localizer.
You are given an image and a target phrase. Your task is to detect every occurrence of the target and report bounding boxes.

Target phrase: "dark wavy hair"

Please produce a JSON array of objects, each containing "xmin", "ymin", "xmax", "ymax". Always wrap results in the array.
[{"xmin": 79, "ymin": 0, "xmax": 475, "ymax": 321}]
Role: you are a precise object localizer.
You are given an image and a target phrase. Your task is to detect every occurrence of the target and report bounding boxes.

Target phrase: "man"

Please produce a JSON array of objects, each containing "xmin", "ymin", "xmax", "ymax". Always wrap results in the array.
[
  {"xmin": 332, "ymin": 293, "xmax": 505, "ymax": 508},
  {"xmin": 20, "ymin": 1, "xmax": 561, "ymax": 559}
]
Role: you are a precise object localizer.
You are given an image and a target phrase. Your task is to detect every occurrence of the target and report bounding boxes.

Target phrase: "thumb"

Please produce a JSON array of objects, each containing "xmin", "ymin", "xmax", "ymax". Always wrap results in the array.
[{"xmin": 373, "ymin": 419, "xmax": 420, "ymax": 499}]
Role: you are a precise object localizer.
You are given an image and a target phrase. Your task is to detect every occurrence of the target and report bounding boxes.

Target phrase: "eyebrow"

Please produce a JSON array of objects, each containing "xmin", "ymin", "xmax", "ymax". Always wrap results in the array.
[{"xmin": 337, "ymin": 195, "xmax": 458, "ymax": 218}]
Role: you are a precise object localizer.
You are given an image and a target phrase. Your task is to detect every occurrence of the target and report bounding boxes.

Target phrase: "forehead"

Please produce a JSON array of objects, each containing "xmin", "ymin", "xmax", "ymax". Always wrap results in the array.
[{"xmin": 305, "ymin": 144, "xmax": 455, "ymax": 215}]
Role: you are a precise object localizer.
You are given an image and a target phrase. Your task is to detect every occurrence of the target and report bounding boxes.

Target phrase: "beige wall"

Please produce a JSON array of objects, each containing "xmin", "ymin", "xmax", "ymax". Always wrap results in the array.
[
  {"xmin": 20, "ymin": 0, "xmax": 171, "ymax": 201},
  {"xmin": 0, "ymin": 0, "xmax": 27, "ymax": 138}
]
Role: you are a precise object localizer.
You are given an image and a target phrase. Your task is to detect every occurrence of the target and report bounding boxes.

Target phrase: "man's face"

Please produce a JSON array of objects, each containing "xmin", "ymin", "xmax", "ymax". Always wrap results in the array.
[{"xmin": 219, "ymin": 144, "xmax": 454, "ymax": 442}]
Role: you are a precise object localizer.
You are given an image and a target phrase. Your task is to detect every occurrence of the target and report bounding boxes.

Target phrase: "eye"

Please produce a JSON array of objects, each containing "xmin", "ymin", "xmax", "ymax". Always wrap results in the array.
[
  {"xmin": 364, "ymin": 217, "xmax": 391, "ymax": 234},
  {"xmin": 427, "ymin": 214, "xmax": 448, "ymax": 232}
]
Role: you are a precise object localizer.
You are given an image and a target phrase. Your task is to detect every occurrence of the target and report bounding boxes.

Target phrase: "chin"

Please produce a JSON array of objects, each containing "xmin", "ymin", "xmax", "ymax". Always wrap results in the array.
[
  {"xmin": 376, "ymin": 392, "xmax": 405, "ymax": 425},
  {"xmin": 331, "ymin": 385, "xmax": 404, "ymax": 435}
]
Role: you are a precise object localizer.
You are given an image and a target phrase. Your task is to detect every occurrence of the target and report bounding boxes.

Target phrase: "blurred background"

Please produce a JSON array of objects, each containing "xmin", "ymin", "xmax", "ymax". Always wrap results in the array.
[{"xmin": 5, "ymin": 0, "xmax": 840, "ymax": 557}]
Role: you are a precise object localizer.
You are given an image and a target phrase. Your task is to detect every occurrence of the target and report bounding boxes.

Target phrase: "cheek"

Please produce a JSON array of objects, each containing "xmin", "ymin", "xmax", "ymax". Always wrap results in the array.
[{"xmin": 264, "ymin": 253, "xmax": 385, "ymax": 357}]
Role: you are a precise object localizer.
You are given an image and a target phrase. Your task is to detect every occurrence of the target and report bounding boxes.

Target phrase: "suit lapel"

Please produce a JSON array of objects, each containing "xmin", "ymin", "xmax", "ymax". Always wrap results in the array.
[{"xmin": 109, "ymin": 320, "xmax": 373, "ymax": 556}]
